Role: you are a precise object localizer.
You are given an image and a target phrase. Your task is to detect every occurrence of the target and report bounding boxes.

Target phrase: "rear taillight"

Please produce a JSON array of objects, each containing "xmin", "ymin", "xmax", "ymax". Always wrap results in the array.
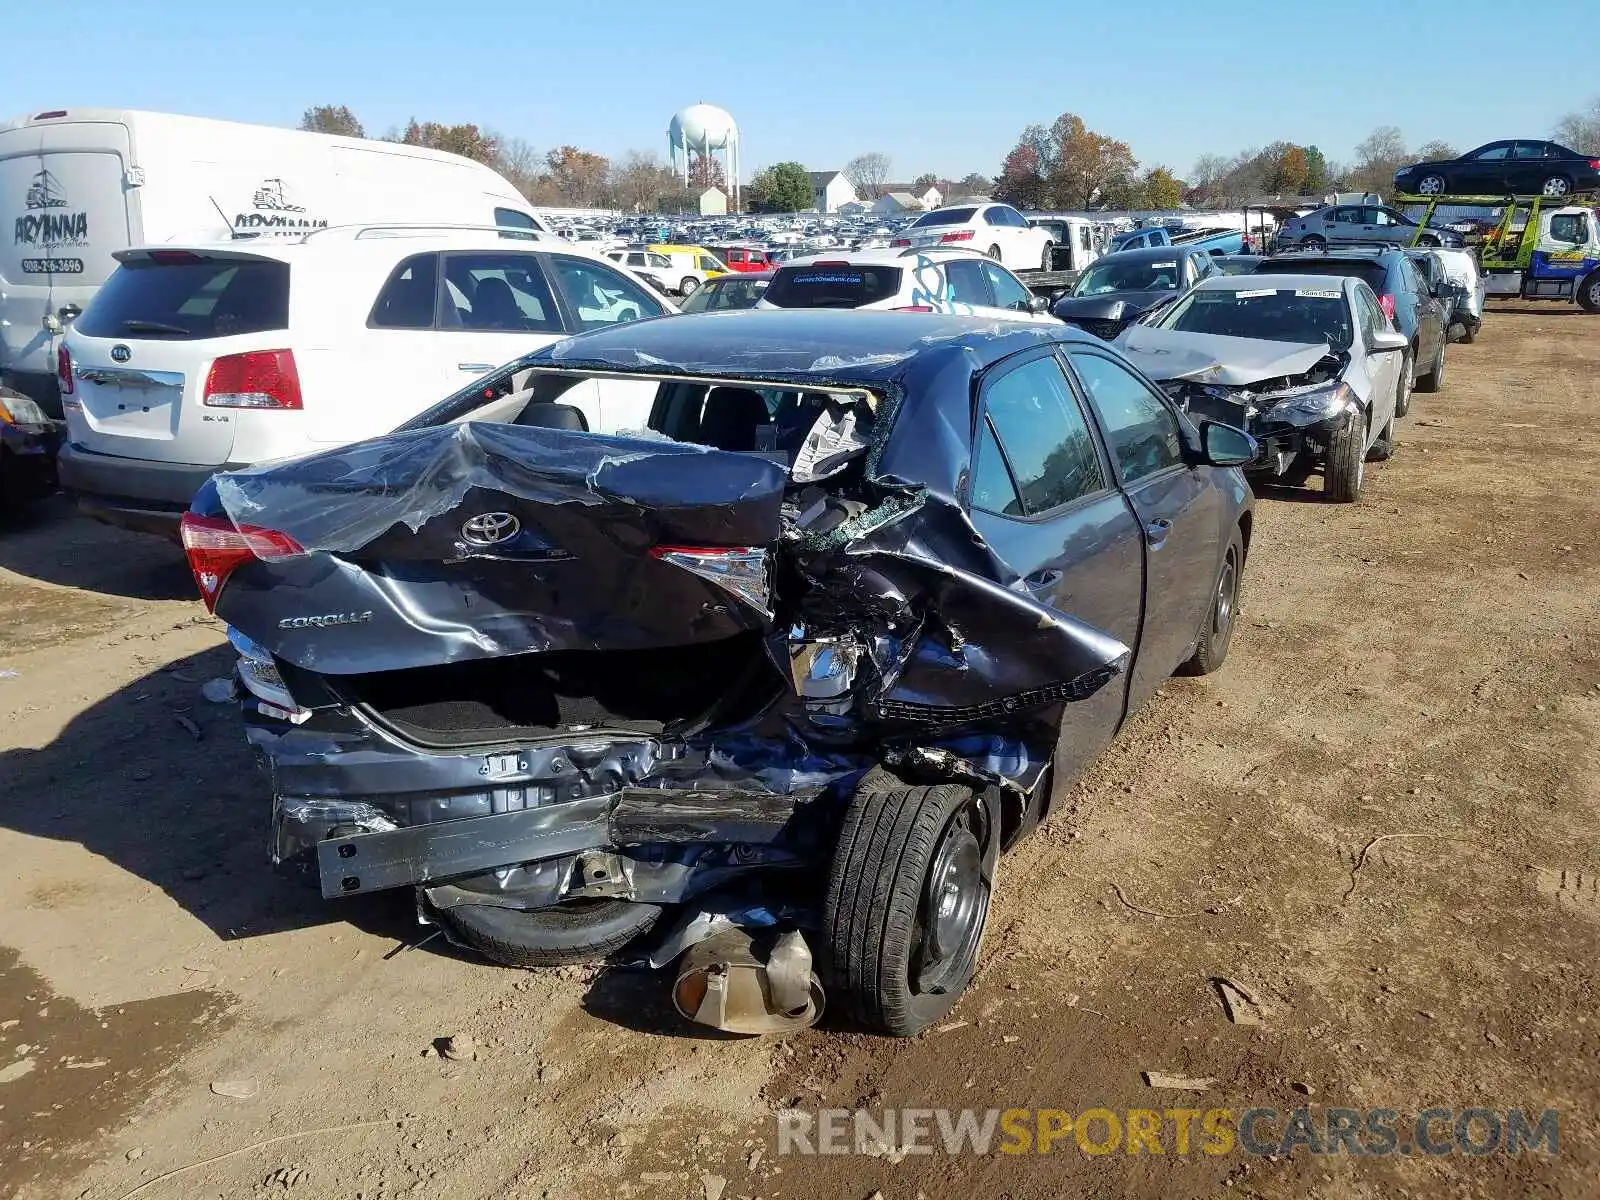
[
  {"xmin": 1379, "ymin": 294, "xmax": 1396, "ymax": 323},
  {"xmin": 649, "ymin": 544, "xmax": 769, "ymax": 616},
  {"xmin": 56, "ymin": 343, "xmax": 74, "ymax": 396},
  {"xmin": 1589, "ymin": 159, "xmax": 1600, "ymax": 170},
  {"xmin": 204, "ymin": 349, "xmax": 302, "ymax": 410},
  {"xmin": 890, "ymin": 237, "xmax": 911, "ymax": 247},
  {"xmin": 180, "ymin": 513, "xmax": 304, "ymax": 611},
  {"xmin": 940, "ymin": 230, "xmax": 974, "ymax": 243}
]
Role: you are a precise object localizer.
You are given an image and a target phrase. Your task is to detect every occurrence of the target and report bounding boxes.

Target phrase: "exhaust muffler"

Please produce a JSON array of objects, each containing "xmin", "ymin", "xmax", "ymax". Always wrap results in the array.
[{"xmin": 672, "ymin": 928, "xmax": 824, "ymax": 1035}]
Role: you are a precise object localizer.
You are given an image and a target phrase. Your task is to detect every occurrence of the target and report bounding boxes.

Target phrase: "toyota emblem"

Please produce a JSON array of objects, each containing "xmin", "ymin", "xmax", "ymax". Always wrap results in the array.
[
  {"xmin": 110, "ymin": 344, "xmax": 132, "ymax": 363},
  {"xmin": 461, "ymin": 512, "xmax": 521, "ymax": 546}
]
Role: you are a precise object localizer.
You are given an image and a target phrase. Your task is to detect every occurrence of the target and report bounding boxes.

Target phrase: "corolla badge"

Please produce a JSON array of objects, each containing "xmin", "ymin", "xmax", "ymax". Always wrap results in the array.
[
  {"xmin": 110, "ymin": 344, "xmax": 131, "ymax": 363},
  {"xmin": 461, "ymin": 512, "xmax": 521, "ymax": 546}
]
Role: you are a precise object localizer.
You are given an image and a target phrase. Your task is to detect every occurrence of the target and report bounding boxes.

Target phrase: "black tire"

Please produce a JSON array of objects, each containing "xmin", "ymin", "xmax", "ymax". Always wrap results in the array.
[
  {"xmin": 1040, "ymin": 243, "xmax": 1053, "ymax": 271},
  {"xmin": 1323, "ymin": 410, "xmax": 1367, "ymax": 503},
  {"xmin": 1416, "ymin": 342, "xmax": 1445, "ymax": 393},
  {"xmin": 1180, "ymin": 531, "xmax": 1242, "ymax": 676},
  {"xmin": 823, "ymin": 770, "xmax": 996, "ymax": 1036},
  {"xmin": 1416, "ymin": 173, "xmax": 1447, "ymax": 196},
  {"xmin": 1541, "ymin": 175, "xmax": 1573, "ymax": 199},
  {"xmin": 987, "ymin": 244, "xmax": 1002, "ymax": 262},
  {"xmin": 1578, "ymin": 271, "xmax": 1600, "ymax": 314},
  {"xmin": 1417, "ymin": 234, "xmax": 1440, "ymax": 248},
  {"xmin": 1394, "ymin": 351, "xmax": 1414, "ymax": 417},
  {"xmin": 679, "ymin": 276, "xmax": 699, "ymax": 296},
  {"xmin": 1367, "ymin": 412, "xmax": 1395, "ymax": 462},
  {"xmin": 437, "ymin": 898, "xmax": 662, "ymax": 968},
  {"xmin": 1301, "ymin": 235, "xmax": 1327, "ymax": 252},
  {"xmin": 1459, "ymin": 320, "xmax": 1478, "ymax": 344}
]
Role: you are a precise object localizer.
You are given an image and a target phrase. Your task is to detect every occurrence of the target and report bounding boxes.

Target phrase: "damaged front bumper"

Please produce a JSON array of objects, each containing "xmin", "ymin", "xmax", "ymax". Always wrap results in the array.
[{"xmin": 1180, "ymin": 382, "xmax": 1360, "ymax": 478}]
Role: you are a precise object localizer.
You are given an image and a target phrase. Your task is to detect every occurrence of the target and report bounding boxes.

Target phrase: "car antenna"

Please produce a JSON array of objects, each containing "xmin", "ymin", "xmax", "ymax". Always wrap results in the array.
[{"xmin": 208, "ymin": 195, "xmax": 256, "ymax": 240}]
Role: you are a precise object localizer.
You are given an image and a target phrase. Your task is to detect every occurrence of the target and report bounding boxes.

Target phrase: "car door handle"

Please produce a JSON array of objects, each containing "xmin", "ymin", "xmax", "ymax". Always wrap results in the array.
[
  {"xmin": 1145, "ymin": 518, "xmax": 1173, "ymax": 547},
  {"xmin": 458, "ymin": 362, "xmax": 494, "ymax": 372},
  {"xmin": 1024, "ymin": 568, "xmax": 1062, "ymax": 590}
]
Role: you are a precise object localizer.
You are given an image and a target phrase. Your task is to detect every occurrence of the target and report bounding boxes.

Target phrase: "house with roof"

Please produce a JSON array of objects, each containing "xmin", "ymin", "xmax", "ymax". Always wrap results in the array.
[
  {"xmin": 882, "ymin": 183, "xmax": 944, "ymax": 210},
  {"xmin": 698, "ymin": 186, "xmax": 728, "ymax": 216},
  {"xmin": 808, "ymin": 170, "xmax": 858, "ymax": 214},
  {"xmin": 872, "ymin": 191, "xmax": 928, "ymax": 215}
]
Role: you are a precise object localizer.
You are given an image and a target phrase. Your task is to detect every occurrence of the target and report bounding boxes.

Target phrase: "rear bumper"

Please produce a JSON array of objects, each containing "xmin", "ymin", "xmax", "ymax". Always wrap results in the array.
[{"xmin": 58, "ymin": 442, "xmax": 244, "ymax": 537}]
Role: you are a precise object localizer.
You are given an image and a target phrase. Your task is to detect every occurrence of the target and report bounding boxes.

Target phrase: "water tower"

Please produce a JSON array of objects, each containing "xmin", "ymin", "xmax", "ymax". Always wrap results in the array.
[{"xmin": 669, "ymin": 103, "xmax": 740, "ymax": 212}]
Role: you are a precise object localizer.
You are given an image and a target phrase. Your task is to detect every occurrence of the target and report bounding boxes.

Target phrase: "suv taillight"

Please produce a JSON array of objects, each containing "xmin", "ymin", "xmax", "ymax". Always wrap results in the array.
[
  {"xmin": 204, "ymin": 349, "xmax": 302, "ymax": 410},
  {"xmin": 179, "ymin": 513, "xmax": 304, "ymax": 611},
  {"xmin": 57, "ymin": 343, "xmax": 74, "ymax": 396},
  {"xmin": 1379, "ymin": 294, "xmax": 1396, "ymax": 323}
]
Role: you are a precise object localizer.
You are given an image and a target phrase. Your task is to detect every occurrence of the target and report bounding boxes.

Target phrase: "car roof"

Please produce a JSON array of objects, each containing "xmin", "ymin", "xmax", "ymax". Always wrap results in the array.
[
  {"xmin": 1268, "ymin": 246, "xmax": 1400, "ymax": 262},
  {"xmin": 1211, "ymin": 273, "xmax": 1355, "ymax": 293},
  {"xmin": 1090, "ymin": 246, "xmax": 1192, "ymax": 265},
  {"xmin": 531, "ymin": 309, "xmax": 1089, "ymax": 386},
  {"xmin": 782, "ymin": 247, "xmax": 987, "ymax": 268},
  {"xmin": 119, "ymin": 226, "xmax": 601, "ymax": 265}
]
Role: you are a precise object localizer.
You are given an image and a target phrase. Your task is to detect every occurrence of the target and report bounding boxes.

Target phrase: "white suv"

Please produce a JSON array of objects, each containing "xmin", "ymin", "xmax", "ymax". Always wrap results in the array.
[
  {"xmin": 756, "ymin": 247, "xmax": 1058, "ymax": 322},
  {"xmin": 58, "ymin": 227, "xmax": 676, "ymax": 534}
]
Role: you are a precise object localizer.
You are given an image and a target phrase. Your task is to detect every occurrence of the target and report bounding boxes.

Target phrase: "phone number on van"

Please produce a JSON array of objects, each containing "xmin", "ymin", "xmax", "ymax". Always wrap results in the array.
[{"xmin": 21, "ymin": 257, "xmax": 85, "ymax": 274}]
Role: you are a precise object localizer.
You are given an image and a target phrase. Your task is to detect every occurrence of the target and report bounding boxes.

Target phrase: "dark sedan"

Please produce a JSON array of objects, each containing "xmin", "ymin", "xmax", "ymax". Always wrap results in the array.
[
  {"xmin": 1052, "ymin": 246, "xmax": 1219, "ymax": 339},
  {"xmin": 1395, "ymin": 140, "xmax": 1600, "ymax": 200},
  {"xmin": 182, "ymin": 310, "xmax": 1256, "ymax": 1038}
]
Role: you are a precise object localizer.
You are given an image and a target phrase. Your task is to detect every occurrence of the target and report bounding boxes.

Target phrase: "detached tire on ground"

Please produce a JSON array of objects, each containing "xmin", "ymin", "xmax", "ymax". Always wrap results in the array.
[
  {"xmin": 824, "ymin": 770, "xmax": 996, "ymax": 1036},
  {"xmin": 437, "ymin": 898, "xmax": 662, "ymax": 968},
  {"xmin": 1323, "ymin": 409, "xmax": 1367, "ymax": 503}
]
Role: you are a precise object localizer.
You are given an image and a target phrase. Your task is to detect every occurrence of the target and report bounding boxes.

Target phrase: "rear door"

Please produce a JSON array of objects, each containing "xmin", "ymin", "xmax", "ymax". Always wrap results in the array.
[
  {"xmin": 1066, "ymin": 348, "xmax": 1221, "ymax": 709},
  {"xmin": 0, "ymin": 119, "xmax": 135, "ymax": 401},
  {"xmin": 966, "ymin": 350, "xmax": 1143, "ymax": 777}
]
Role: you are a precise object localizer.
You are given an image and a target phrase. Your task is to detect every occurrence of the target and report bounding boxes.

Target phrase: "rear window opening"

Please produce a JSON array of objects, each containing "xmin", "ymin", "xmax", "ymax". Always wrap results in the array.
[
  {"xmin": 909, "ymin": 207, "xmax": 977, "ymax": 228},
  {"xmin": 763, "ymin": 265, "xmax": 902, "ymax": 309},
  {"xmin": 334, "ymin": 634, "xmax": 775, "ymax": 749},
  {"xmin": 75, "ymin": 257, "xmax": 290, "ymax": 340}
]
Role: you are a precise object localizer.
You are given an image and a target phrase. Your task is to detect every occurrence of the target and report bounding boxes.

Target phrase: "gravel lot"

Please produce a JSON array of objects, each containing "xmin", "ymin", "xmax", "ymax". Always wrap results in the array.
[{"xmin": 1, "ymin": 304, "xmax": 1596, "ymax": 1200}]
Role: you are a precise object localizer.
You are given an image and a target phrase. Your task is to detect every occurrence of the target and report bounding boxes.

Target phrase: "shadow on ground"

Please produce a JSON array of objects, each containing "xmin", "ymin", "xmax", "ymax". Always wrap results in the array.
[
  {"xmin": 0, "ymin": 646, "xmax": 415, "ymax": 946},
  {"xmin": 0, "ymin": 496, "xmax": 194, "ymax": 600}
]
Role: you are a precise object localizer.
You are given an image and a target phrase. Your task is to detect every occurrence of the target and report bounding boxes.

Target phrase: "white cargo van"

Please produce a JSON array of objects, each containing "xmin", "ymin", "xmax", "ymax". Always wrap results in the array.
[{"xmin": 0, "ymin": 108, "xmax": 551, "ymax": 414}]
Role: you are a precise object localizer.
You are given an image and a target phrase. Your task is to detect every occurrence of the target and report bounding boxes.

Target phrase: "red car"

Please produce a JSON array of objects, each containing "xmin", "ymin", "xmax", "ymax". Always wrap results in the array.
[{"xmin": 706, "ymin": 245, "xmax": 774, "ymax": 273}]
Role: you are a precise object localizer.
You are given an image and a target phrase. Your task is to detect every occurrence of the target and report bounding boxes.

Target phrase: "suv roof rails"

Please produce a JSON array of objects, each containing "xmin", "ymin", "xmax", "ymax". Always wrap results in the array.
[{"xmin": 299, "ymin": 222, "xmax": 556, "ymax": 244}]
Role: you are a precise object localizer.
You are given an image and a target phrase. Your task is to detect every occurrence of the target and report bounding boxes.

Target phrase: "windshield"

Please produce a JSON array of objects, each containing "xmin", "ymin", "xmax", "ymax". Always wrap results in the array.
[
  {"xmin": 680, "ymin": 276, "xmax": 770, "ymax": 313},
  {"xmin": 910, "ymin": 207, "xmax": 977, "ymax": 228},
  {"xmin": 1159, "ymin": 286, "xmax": 1353, "ymax": 352},
  {"xmin": 1073, "ymin": 257, "xmax": 1182, "ymax": 296}
]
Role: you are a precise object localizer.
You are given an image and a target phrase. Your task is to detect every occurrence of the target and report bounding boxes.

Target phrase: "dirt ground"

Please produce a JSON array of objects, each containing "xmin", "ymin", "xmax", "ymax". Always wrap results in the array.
[{"xmin": 1, "ymin": 306, "xmax": 1596, "ymax": 1200}]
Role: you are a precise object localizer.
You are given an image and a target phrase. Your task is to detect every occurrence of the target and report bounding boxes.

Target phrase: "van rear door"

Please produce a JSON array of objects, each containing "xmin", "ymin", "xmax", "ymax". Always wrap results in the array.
[{"xmin": 0, "ymin": 116, "xmax": 135, "ymax": 409}]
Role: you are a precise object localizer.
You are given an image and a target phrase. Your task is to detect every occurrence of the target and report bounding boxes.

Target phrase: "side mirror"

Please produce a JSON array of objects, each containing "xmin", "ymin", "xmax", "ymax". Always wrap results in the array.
[
  {"xmin": 1369, "ymin": 329, "xmax": 1408, "ymax": 353},
  {"xmin": 1201, "ymin": 421, "xmax": 1257, "ymax": 468},
  {"xmin": 1028, "ymin": 295, "xmax": 1049, "ymax": 314}
]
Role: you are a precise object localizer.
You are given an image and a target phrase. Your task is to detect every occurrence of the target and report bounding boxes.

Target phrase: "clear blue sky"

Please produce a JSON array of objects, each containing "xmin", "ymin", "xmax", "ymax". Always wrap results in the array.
[{"xmin": 9, "ymin": 0, "xmax": 1598, "ymax": 182}]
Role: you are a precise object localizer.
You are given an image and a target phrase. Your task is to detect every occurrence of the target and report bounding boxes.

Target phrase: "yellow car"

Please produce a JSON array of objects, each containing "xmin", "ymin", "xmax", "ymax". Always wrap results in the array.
[{"xmin": 647, "ymin": 245, "xmax": 728, "ymax": 296}]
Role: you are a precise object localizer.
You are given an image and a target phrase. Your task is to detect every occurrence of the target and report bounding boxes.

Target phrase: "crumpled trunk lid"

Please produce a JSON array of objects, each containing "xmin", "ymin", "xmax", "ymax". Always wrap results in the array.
[{"xmin": 209, "ymin": 422, "xmax": 789, "ymax": 676}]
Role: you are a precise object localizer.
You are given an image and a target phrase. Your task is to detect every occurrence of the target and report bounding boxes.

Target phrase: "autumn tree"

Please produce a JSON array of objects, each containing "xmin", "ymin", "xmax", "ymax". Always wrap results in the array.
[
  {"xmin": 957, "ymin": 172, "xmax": 992, "ymax": 194},
  {"xmin": 1413, "ymin": 140, "xmax": 1456, "ymax": 161},
  {"xmin": 299, "ymin": 105, "xmax": 363, "ymax": 138},
  {"xmin": 747, "ymin": 162, "xmax": 814, "ymax": 213},
  {"xmin": 1048, "ymin": 113, "xmax": 1137, "ymax": 210},
  {"xmin": 612, "ymin": 151, "xmax": 677, "ymax": 212},
  {"xmin": 1269, "ymin": 144, "xmax": 1310, "ymax": 194},
  {"xmin": 688, "ymin": 152, "xmax": 726, "ymax": 191},
  {"xmin": 844, "ymin": 152, "xmax": 891, "ymax": 199},
  {"xmin": 399, "ymin": 120, "xmax": 497, "ymax": 164},
  {"xmin": 1142, "ymin": 166, "xmax": 1184, "ymax": 210},
  {"xmin": 491, "ymin": 135, "xmax": 543, "ymax": 199},
  {"xmin": 545, "ymin": 146, "xmax": 611, "ymax": 207},
  {"xmin": 1554, "ymin": 97, "xmax": 1600, "ymax": 154},
  {"xmin": 993, "ymin": 142, "xmax": 1048, "ymax": 209}
]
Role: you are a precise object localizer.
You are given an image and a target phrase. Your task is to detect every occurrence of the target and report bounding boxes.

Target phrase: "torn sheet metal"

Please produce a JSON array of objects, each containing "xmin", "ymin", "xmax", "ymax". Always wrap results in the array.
[{"xmin": 1119, "ymin": 325, "xmax": 1329, "ymax": 385}]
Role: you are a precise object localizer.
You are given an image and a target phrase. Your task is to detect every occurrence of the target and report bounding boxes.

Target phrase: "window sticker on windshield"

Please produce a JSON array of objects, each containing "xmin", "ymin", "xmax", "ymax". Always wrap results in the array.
[
  {"xmin": 1294, "ymin": 288, "xmax": 1341, "ymax": 299},
  {"xmin": 1234, "ymin": 288, "xmax": 1278, "ymax": 298},
  {"xmin": 1150, "ymin": 261, "xmax": 1177, "ymax": 269}
]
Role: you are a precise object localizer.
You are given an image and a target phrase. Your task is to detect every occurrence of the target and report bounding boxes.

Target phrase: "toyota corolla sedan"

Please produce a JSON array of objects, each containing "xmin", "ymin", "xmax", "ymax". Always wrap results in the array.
[{"xmin": 181, "ymin": 310, "xmax": 1256, "ymax": 1037}]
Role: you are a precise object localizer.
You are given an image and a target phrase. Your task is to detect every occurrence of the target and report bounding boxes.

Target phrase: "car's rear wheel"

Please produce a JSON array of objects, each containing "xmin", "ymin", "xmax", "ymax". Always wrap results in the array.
[
  {"xmin": 1542, "ymin": 175, "xmax": 1573, "ymax": 198},
  {"xmin": 1323, "ymin": 410, "xmax": 1367, "ymax": 503},
  {"xmin": 987, "ymin": 244, "xmax": 1002, "ymax": 262},
  {"xmin": 679, "ymin": 276, "xmax": 700, "ymax": 296},
  {"xmin": 437, "ymin": 897, "xmax": 663, "ymax": 967},
  {"xmin": 1416, "ymin": 174, "xmax": 1447, "ymax": 196},
  {"xmin": 1301, "ymin": 235, "xmax": 1327, "ymax": 252},
  {"xmin": 823, "ymin": 769, "xmax": 997, "ymax": 1036},
  {"xmin": 1040, "ymin": 243, "xmax": 1053, "ymax": 271},
  {"xmin": 1179, "ymin": 531, "xmax": 1242, "ymax": 676},
  {"xmin": 1395, "ymin": 351, "xmax": 1415, "ymax": 417},
  {"xmin": 1416, "ymin": 342, "xmax": 1446, "ymax": 392}
]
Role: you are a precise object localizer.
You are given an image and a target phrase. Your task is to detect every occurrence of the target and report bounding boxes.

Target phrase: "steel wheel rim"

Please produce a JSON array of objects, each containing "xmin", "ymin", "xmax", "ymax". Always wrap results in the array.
[
  {"xmin": 914, "ymin": 809, "xmax": 988, "ymax": 996},
  {"xmin": 1589, "ymin": 281, "xmax": 1600, "ymax": 308}
]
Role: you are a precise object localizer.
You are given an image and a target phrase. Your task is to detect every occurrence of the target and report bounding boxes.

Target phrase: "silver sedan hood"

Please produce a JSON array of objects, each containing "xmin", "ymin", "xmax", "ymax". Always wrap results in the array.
[{"xmin": 1118, "ymin": 325, "xmax": 1330, "ymax": 386}]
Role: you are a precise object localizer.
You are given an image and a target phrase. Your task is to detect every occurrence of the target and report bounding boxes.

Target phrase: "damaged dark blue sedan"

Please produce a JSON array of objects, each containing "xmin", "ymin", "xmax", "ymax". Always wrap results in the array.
[{"xmin": 182, "ymin": 310, "xmax": 1256, "ymax": 1037}]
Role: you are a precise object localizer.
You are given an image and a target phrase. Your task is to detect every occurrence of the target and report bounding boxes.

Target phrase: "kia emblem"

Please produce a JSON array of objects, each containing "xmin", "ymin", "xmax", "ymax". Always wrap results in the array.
[
  {"xmin": 461, "ymin": 512, "xmax": 520, "ymax": 546},
  {"xmin": 110, "ymin": 344, "xmax": 131, "ymax": 363}
]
